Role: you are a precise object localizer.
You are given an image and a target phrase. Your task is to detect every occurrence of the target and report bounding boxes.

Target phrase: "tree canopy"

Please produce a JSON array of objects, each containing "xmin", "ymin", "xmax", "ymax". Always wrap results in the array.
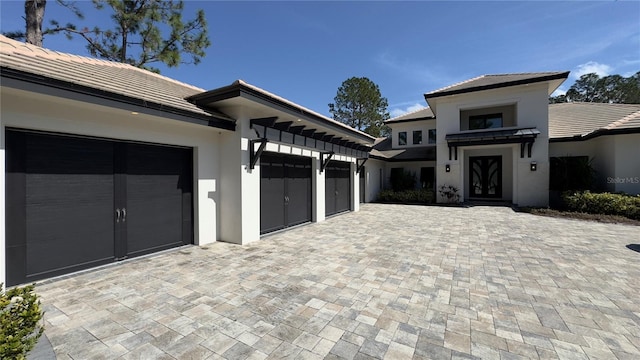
[
  {"xmin": 328, "ymin": 77, "xmax": 390, "ymax": 137},
  {"xmin": 5, "ymin": 0, "xmax": 211, "ymax": 73},
  {"xmin": 550, "ymin": 71, "xmax": 640, "ymax": 104}
]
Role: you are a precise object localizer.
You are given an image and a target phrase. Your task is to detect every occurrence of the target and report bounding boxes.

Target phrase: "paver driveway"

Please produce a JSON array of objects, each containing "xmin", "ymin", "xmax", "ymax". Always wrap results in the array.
[{"xmin": 34, "ymin": 204, "xmax": 640, "ymax": 359}]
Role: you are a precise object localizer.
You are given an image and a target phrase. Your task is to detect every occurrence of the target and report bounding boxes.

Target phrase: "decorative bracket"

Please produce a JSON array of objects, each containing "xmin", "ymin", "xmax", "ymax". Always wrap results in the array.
[
  {"xmin": 320, "ymin": 151, "xmax": 334, "ymax": 173},
  {"xmin": 356, "ymin": 158, "xmax": 368, "ymax": 174},
  {"xmin": 520, "ymin": 141, "xmax": 533, "ymax": 158},
  {"xmin": 249, "ymin": 138, "xmax": 268, "ymax": 170},
  {"xmin": 448, "ymin": 145, "xmax": 458, "ymax": 161}
]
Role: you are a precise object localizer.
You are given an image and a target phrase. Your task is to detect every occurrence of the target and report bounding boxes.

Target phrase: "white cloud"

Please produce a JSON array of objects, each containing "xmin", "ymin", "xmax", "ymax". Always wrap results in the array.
[
  {"xmin": 390, "ymin": 103, "xmax": 425, "ymax": 118},
  {"xmin": 573, "ymin": 61, "xmax": 613, "ymax": 79}
]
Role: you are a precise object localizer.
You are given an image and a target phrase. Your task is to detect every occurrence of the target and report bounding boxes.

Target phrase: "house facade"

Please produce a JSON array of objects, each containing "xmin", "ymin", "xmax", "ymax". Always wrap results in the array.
[
  {"xmin": 368, "ymin": 74, "xmax": 640, "ymax": 206},
  {"xmin": 2, "ymin": 36, "xmax": 639, "ymax": 287}
]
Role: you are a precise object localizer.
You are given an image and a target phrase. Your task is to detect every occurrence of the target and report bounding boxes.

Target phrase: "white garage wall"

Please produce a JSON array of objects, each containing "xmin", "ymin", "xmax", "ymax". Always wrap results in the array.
[{"xmin": 0, "ymin": 87, "xmax": 224, "ymax": 265}]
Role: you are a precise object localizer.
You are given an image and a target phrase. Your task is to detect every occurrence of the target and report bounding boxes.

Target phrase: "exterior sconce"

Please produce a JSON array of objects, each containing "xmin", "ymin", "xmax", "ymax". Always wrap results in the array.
[
  {"xmin": 530, "ymin": 161, "xmax": 537, "ymax": 171},
  {"xmin": 445, "ymin": 164, "xmax": 451, "ymax": 173}
]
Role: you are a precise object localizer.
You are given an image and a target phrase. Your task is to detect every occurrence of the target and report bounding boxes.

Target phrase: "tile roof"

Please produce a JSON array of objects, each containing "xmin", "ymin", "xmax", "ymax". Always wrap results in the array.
[
  {"xmin": 0, "ymin": 35, "xmax": 233, "ymax": 123},
  {"xmin": 549, "ymin": 102, "xmax": 640, "ymax": 139},
  {"xmin": 425, "ymin": 72, "xmax": 569, "ymax": 99},
  {"xmin": 386, "ymin": 107, "xmax": 435, "ymax": 123}
]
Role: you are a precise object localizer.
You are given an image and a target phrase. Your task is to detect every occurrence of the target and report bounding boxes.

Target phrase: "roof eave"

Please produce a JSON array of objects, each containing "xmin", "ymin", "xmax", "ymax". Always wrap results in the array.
[
  {"xmin": 1, "ymin": 67, "xmax": 235, "ymax": 131},
  {"xmin": 189, "ymin": 81, "xmax": 376, "ymax": 144},
  {"xmin": 424, "ymin": 72, "xmax": 571, "ymax": 100},
  {"xmin": 550, "ymin": 127, "xmax": 640, "ymax": 142}
]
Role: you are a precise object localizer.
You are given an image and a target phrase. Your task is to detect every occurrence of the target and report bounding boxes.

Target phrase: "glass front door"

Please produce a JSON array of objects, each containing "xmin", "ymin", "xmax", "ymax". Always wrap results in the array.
[{"xmin": 469, "ymin": 156, "xmax": 502, "ymax": 198}]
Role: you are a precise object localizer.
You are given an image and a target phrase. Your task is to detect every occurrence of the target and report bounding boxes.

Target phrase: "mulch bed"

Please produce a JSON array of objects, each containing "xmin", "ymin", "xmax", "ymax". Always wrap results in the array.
[{"xmin": 518, "ymin": 207, "xmax": 640, "ymax": 226}]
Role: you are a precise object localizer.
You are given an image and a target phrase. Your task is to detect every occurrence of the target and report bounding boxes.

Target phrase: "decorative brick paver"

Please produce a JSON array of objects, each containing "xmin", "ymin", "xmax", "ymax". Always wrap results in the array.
[{"xmin": 33, "ymin": 204, "xmax": 640, "ymax": 359}]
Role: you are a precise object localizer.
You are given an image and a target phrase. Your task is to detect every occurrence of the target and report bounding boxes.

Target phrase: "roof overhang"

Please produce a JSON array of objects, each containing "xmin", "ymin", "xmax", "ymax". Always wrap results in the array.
[
  {"xmin": 445, "ymin": 127, "xmax": 540, "ymax": 160},
  {"xmin": 550, "ymin": 127, "xmax": 640, "ymax": 143},
  {"xmin": 1, "ymin": 67, "xmax": 235, "ymax": 131},
  {"xmin": 425, "ymin": 72, "xmax": 570, "ymax": 100},
  {"xmin": 187, "ymin": 81, "xmax": 376, "ymax": 146}
]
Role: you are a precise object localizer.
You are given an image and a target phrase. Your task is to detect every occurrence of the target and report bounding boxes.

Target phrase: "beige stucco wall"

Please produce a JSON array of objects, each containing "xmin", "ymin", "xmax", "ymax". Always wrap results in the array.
[
  {"xmin": 363, "ymin": 158, "xmax": 385, "ymax": 202},
  {"xmin": 432, "ymin": 82, "xmax": 550, "ymax": 206}
]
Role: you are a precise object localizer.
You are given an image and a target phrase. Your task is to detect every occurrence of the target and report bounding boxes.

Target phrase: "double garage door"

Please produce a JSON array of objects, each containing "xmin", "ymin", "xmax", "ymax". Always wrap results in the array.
[
  {"xmin": 260, "ymin": 152, "xmax": 312, "ymax": 234},
  {"xmin": 259, "ymin": 152, "xmax": 351, "ymax": 234},
  {"xmin": 5, "ymin": 129, "xmax": 193, "ymax": 286}
]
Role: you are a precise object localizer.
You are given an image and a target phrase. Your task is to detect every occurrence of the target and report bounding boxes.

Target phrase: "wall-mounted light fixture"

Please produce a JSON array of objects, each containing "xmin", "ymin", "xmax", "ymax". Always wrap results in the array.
[
  {"xmin": 530, "ymin": 161, "xmax": 537, "ymax": 171},
  {"xmin": 445, "ymin": 164, "xmax": 451, "ymax": 173}
]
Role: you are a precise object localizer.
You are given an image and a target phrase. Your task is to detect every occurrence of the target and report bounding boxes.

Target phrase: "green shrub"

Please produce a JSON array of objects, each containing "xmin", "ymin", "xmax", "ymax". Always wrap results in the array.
[
  {"xmin": 1, "ymin": 284, "xmax": 44, "ymax": 360},
  {"xmin": 377, "ymin": 189, "xmax": 434, "ymax": 204},
  {"xmin": 438, "ymin": 185, "xmax": 460, "ymax": 204},
  {"xmin": 562, "ymin": 191, "xmax": 640, "ymax": 220}
]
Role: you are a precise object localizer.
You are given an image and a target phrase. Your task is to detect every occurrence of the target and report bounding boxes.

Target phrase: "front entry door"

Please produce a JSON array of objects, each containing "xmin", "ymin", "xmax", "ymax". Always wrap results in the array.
[{"xmin": 469, "ymin": 156, "xmax": 502, "ymax": 198}]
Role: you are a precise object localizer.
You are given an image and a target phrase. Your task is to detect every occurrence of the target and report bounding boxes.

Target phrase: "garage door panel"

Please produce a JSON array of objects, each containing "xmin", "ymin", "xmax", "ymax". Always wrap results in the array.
[
  {"xmin": 260, "ymin": 153, "xmax": 286, "ymax": 234},
  {"xmin": 24, "ymin": 133, "xmax": 115, "ymax": 279},
  {"xmin": 325, "ymin": 161, "xmax": 351, "ymax": 216},
  {"xmin": 286, "ymin": 158, "xmax": 312, "ymax": 227},
  {"xmin": 125, "ymin": 144, "xmax": 192, "ymax": 256}
]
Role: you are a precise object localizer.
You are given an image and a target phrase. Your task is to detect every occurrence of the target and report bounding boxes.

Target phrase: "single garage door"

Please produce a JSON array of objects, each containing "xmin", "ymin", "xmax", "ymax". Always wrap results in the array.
[
  {"xmin": 260, "ymin": 152, "xmax": 312, "ymax": 234},
  {"xmin": 325, "ymin": 161, "xmax": 351, "ymax": 216},
  {"xmin": 5, "ymin": 129, "xmax": 192, "ymax": 286}
]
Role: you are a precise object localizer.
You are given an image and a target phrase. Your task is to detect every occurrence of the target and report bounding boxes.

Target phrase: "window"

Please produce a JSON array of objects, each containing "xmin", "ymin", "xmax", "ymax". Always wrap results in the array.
[
  {"xmin": 412, "ymin": 130, "xmax": 422, "ymax": 145},
  {"xmin": 398, "ymin": 131, "xmax": 407, "ymax": 145},
  {"xmin": 469, "ymin": 113, "xmax": 503, "ymax": 130},
  {"xmin": 428, "ymin": 129, "xmax": 436, "ymax": 144}
]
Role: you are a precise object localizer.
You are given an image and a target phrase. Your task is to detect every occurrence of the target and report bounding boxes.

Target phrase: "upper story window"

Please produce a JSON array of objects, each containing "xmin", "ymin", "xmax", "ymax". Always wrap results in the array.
[
  {"xmin": 428, "ymin": 129, "xmax": 436, "ymax": 144},
  {"xmin": 469, "ymin": 113, "xmax": 503, "ymax": 130},
  {"xmin": 398, "ymin": 131, "xmax": 407, "ymax": 145},
  {"xmin": 413, "ymin": 131, "xmax": 422, "ymax": 145}
]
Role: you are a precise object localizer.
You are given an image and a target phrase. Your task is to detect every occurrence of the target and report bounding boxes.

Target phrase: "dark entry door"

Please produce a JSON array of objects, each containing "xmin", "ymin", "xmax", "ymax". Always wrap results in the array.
[
  {"xmin": 260, "ymin": 152, "xmax": 312, "ymax": 234},
  {"xmin": 469, "ymin": 156, "xmax": 502, "ymax": 198},
  {"xmin": 325, "ymin": 161, "xmax": 351, "ymax": 216},
  {"xmin": 5, "ymin": 129, "xmax": 193, "ymax": 286},
  {"xmin": 359, "ymin": 169, "xmax": 365, "ymax": 203}
]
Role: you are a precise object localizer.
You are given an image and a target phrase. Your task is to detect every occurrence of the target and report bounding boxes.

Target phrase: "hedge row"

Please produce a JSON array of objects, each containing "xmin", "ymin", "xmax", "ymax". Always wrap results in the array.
[
  {"xmin": 377, "ymin": 189, "xmax": 435, "ymax": 204},
  {"xmin": 562, "ymin": 191, "xmax": 640, "ymax": 220}
]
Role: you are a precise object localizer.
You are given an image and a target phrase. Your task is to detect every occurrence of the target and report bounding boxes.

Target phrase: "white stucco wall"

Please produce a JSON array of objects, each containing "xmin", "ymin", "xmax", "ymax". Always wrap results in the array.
[
  {"xmin": 0, "ymin": 86, "xmax": 225, "ymax": 285},
  {"xmin": 549, "ymin": 133, "xmax": 640, "ymax": 195},
  {"xmin": 389, "ymin": 119, "xmax": 437, "ymax": 148},
  {"xmin": 432, "ymin": 83, "xmax": 550, "ymax": 206},
  {"xmin": 363, "ymin": 159, "xmax": 385, "ymax": 201}
]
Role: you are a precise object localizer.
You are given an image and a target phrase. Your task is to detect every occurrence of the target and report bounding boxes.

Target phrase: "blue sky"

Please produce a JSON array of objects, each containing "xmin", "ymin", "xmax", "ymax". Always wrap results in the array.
[{"xmin": 1, "ymin": 1, "xmax": 639, "ymax": 118}]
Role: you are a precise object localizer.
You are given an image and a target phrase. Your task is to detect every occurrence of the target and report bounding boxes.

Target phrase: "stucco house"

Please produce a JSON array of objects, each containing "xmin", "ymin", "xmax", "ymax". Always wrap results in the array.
[
  {"xmin": 2, "ymin": 35, "xmax": 639, "ymax": 287},
  {"xmin": 0, "ymin": 36, "xmax": 373, "ymax": 286},
  {"xmin": 366, "ymin": 73, "xmax": 640, "ymax": 206}
]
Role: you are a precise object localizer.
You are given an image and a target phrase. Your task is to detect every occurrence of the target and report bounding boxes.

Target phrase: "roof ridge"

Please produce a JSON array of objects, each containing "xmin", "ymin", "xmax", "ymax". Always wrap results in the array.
[
  {"xmin": 0, "ymin": 34, "xmax": 205, "ymax": 92},
  {"xmin": 605, "ymin": 109, "xmax": 640, "ymax": 130}
]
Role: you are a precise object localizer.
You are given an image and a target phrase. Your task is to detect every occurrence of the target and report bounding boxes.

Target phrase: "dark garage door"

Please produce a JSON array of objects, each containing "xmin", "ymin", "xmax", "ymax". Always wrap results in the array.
[
  {"xmin": 325, "ymin": 161, "xmax": 351, "ymax": 216},
  {"xmin": 5, "ymin": 129, "xmax": 192, "ymax": 286},
  {"xmin": 260, "ymin": 152, "xmax": 312, "ymax": 234}
]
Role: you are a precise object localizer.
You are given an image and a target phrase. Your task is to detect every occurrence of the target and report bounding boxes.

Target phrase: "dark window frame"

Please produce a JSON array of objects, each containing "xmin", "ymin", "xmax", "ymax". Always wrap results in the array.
[
  {"xmin": 398, "ymin": 131, "xmax": 407, "ymax": 145},
  {"xmin": 469, "ymin": 113, "xmax": 503, "ymax": 130},
  {"xmin": 412, "ymin": 130, "xmax": 422, "ymax": 145},
  {"xmin": 428, "ymin": 129, "xmax": 436, "ymax": 144}
]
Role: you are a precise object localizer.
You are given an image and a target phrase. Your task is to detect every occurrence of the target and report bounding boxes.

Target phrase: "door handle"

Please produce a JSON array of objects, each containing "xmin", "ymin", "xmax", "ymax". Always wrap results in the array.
[
  {"xmin": 122, "ymin": 208, "xmax": 127, "ymax": 222},
  {"xmin": 115, "ymin": 208, "xmax": 121, "ymax": 223}
]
